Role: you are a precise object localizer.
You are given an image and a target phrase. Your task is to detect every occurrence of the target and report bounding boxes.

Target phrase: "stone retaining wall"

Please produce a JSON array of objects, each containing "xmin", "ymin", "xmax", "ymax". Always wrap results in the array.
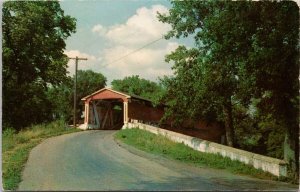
[{"xmin": 123, "ymin": 122, "xmax": 287, "ymax": 177}]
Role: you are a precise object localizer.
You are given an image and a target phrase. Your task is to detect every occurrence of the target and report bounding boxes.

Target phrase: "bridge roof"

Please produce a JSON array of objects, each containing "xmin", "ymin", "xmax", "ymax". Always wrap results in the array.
[{"xmin": 81, "ymin": 87, "xmax": 153, "ymax": 103}]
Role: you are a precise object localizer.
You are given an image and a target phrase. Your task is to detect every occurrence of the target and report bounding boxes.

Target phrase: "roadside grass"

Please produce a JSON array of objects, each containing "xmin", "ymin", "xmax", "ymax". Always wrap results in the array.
[
  {"xmin": 115, "ymin": 128, "xmax": 286, "ymax": 182},
  {"xmin": 2, "ymin": 120, "xmax": 81, "ymax": 190}
]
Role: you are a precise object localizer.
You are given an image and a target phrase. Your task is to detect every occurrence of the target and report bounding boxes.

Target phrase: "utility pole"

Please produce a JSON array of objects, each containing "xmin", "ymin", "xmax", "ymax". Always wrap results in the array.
[{"xmin": 68, "ymin": 56, "xmax": 87, "ymax": 128}]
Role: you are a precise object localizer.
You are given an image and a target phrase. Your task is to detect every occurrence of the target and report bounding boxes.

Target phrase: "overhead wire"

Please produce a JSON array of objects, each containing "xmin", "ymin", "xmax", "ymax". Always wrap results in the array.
[
  {"xmin": 101, "ymin": 36, "xmax": 164, "ymax": 67},
  {"xmin": 68, "ymin": 16, "xmax": 165, "ymax": 68}
]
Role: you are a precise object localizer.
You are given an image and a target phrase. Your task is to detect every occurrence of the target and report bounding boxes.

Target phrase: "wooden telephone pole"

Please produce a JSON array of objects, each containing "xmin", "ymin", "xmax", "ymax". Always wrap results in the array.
[{"xmin": 68, "ymin": 56, "xmax": 87, "ymax": 128}]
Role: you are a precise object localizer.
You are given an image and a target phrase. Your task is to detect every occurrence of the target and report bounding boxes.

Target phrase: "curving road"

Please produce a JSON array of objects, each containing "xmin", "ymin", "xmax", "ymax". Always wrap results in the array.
[{"xmin": 19, "ymin": 130, "xmax": 297, "ymax": 191}]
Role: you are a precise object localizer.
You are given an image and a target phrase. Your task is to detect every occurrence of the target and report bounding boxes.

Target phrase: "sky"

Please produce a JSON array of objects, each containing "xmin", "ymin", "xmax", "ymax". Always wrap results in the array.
[{"xmin": 60, "ymin": 0, "xmax": 193, "ymax": 85}]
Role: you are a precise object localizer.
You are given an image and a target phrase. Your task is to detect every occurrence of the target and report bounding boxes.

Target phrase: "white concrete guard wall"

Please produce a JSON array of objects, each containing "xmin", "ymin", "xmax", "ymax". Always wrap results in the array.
[{"xmin": 123, "ymin": 122, "xmax": 287, "ymax": 177}]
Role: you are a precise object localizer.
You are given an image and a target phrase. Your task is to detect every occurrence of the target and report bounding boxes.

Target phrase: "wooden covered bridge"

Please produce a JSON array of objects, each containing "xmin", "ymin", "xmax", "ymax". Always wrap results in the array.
[
  {"xmin": 79, "ymin": 88, "xmax": 164, "ymax": 130},
  {"xmin": 79, "ymin": 87, "xmax": 225, "ymax": 144}
]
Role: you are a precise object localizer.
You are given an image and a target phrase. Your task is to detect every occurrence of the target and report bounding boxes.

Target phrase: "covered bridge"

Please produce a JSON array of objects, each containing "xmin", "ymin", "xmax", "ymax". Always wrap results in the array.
[
  {"xmin": 79, "ymin": 88, "xmax": 164, "ymax": 130},
  {"xmin": 79, "ymin": 87, "xmax": 225, "ymax": 144}
]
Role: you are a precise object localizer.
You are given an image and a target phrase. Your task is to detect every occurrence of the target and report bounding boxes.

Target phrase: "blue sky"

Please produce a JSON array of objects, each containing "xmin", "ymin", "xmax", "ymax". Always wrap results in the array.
[{"xmin": 60, "ymin": 0, "xmax": 193, "ymax": 85}]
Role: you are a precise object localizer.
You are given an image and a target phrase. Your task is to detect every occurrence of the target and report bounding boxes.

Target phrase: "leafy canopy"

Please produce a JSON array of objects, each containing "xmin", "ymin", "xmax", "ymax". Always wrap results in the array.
[
  {"xmin": 3, "ymin": 1, "xmax": 76, "ymax": 129},
  {"xmin": 111, "ymin": 75, "xmax": 165, "ymax": 104},
  {"xmin": 158, "ymin": 0, "xmax": 299, "ymax": 168}
]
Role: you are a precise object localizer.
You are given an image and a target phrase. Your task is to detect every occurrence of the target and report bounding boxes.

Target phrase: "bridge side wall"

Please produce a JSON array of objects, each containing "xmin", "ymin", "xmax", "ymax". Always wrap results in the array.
[{"xmin": 123, "ymin": 122, "xmax": 287, "ymax": 177}]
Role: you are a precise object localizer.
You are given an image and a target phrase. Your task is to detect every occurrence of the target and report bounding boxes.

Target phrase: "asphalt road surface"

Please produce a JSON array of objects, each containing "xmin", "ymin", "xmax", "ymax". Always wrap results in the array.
[{"xmin": 19, "ymin": 130, "xmax": 298, "ymax": 191}]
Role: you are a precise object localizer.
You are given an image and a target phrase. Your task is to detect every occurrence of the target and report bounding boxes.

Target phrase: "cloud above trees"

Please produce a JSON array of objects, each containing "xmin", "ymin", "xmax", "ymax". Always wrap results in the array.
[{"xmin": 65, "ymin": 5, "xmax": 178, "ymax": 84}]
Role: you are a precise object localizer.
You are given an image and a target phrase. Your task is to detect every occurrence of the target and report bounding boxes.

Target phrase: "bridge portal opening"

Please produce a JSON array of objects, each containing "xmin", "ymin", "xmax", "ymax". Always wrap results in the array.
[{"xmin": 85, "ymin": 99, "xmax": 124, "ymax": 130}]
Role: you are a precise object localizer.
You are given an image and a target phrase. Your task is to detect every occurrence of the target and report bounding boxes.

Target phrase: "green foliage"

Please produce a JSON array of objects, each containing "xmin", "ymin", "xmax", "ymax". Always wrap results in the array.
[
  {"xmin": 47, "ymin": 70, "xmax": 107, "ymax": 124},
  {"xmin": 157, "ymin": 0, "xmax": 299, "ymax": 176},
  {"xmin": 2, "ymin": 1, "xmax": 76, "ymax": 130},
  {"xmin": 115, "ymin": 128, "xmax": 277, "ymax": 181},
  {"xmin": 158, "ymin": 2, "xmax": 255, "ymax": 146},
  {"xmin": 2, "ymin": 128, "xmax": 17, "ymax": 152},
  {"xmin": 2, "ymin": 120, "xmax": 81, "ymax": 190},
  {"xmin": 111, "ymin": 75, "xmax": 165, "ymax": 104},
  {"xmin": 76, "ymin": 70, "xmax": 107, "ymax": 116},
  {"xmin": 46, "ymin": 77, "xmax": 73, "ymax": 122},
  {"xmin": 233, "ymin": 103, "xmax": 285, "ymax": 159}
]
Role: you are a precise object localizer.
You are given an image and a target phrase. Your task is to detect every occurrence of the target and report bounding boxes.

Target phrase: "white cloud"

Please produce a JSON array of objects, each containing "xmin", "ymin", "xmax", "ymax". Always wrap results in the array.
[
  {"xmin": 64, "ymin": 50, "xmax": 96, "ymax": 60},
  {"xmin": 104, "ymin": 5, "xmax": 170, "ymax": 47},
  {"xmin": 64, "ymin": 50, "xmax": 100, "ymax": 76},
  {"xmin": 69, "ymin": 5, "xmax": 178, "ymax": 84},
  {"xmin": 101, "ymin": 41, "xmax": 177, "ymax": 82},
  {"xmin": 92, "ymin": 24, "xmax": 107, "ymax": 36}
]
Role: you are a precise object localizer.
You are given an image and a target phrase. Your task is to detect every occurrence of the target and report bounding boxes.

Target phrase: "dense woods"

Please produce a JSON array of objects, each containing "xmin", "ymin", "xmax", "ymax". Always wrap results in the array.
[{"xmin": 158, "ymin": 1, "xmax": 299, "ymax": 180}]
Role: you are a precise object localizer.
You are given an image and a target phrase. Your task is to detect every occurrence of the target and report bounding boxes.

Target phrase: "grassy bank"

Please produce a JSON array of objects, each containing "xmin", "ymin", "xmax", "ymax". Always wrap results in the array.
[
  {"xmin": 115, "ymin": 128, "xmax": 286, "ymax": 182},
  {"xmin": 2, "ymin": 120, "xmax": 81, "ymax": 190}
]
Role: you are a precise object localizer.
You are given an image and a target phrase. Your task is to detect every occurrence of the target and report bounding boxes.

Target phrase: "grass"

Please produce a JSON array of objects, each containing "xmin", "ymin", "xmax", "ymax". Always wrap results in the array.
[
  {"xmin": 115, "ymin": 128, "xmax": 287, "ymax": 182},
  {"xmin": 2, "ymin": 120, "xmax": 81, "ymax": 190}
]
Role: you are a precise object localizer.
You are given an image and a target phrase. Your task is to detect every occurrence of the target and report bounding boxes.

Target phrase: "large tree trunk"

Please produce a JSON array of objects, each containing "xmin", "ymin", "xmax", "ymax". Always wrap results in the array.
[
  {"xmin": 284, "ymin": 123, "xmax": 299, "ymax": 181},
  {"xmin": 281, "ymin": 92, "xmax": 299, "ymax": 181},
  {"xmin": 223, "ymin": 99, "xmax": 235, "ymax": 147}
]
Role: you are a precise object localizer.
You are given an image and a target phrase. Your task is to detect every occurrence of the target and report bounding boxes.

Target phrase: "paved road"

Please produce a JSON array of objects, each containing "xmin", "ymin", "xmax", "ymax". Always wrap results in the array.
[{"xmin": 19, "ymin": 130, "xmax": 297, "ymax": 191}]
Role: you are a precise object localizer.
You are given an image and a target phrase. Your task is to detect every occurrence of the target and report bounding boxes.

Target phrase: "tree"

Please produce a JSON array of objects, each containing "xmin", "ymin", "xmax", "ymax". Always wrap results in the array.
[
  {"xmin": 238, "ymin": 2, "xmax": 299, "ymax": 179},
  {"xmin": 160, "ymin": 45, "xmax": 226, "ymax": 128},
  {"xmin": 158, "ymin": 1, "xmax": 244, "ymax": 147},
  {"xmin": 3, "ymin": 1, "xmax": 76, "ymax": 130},
  {"xmin": 75, "ymin": 70, "xmax": 107, "ymax": 122},
  {"xmin": 111, "ymin": 75, "xmax": 165, "ymax": 104},
  {"xmin": 47, "ymin": 70, "xmax": 107, "ymax": 124},
  {"xmin": 158, "ymin": 1, "xmax": 298, "ymax": 179},
  {"xmin": 46, "ymin": 77, "xmax": 73, "ymax": 122}
]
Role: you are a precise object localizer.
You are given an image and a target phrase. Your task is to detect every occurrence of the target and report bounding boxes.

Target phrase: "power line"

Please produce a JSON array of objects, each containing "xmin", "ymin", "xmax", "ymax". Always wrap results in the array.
[{"xmin": 102, "ymin": 37, "xmax": 164, "ymax": 67}]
